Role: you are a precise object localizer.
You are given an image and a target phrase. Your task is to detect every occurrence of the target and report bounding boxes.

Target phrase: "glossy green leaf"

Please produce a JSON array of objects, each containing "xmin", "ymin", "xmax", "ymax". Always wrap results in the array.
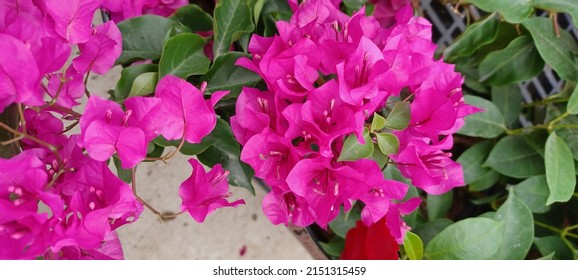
[
  {"xmin": 457, "ymin": 141, "xmax": 494, "ymax": 185},
  {"xmin": 545, "ymin": 132, "xmax": 576, "ymax": 205},
  {"xmin": 494, "ymin": 190, "xmax": 534, "ymax": 259},
  {"xmin": 197, "ymin": 119, "xmax": 255, "ymax": 194},
  {"xmin": 329, "ymin": 207, "xmax": 361, "ymax": 239},
  {"xmin": 338, "ymin": 129, "xmax": 374, "ymax": 162},
  {"xmin": 171, "ymin": 4, "xmax": 213, "ymax": 32},
  {"xmin": 159, "ymin": 33, "xmax": 210, "ymax": 80},
  {"xmin": 370, "ymin": 144, "xmax": 389, "ymax": 169},
  {"xmin": 114, "ymin": 64, "xmax": 158, "ymax": 101},
  {"xmin": 319, "ymin": 238, "xmax": 345, "ymax": 258},
  {"xmin": 492, "ymin": 85, "xmax": 523, "ymax": 127},
  {"xmin": 384, "ymin": 101, "xmax": 410, "ymax": 130},
  {"xmin": 375, "ymin": 132, "xmax": 399, "ymax": 156},
  {"xmin": 370, "ymin": 113, "xmax": 386, "ymax": 132},
  {"xmin": 567, "ymin": 84, "xmax": 578, "ymax": 114},
  {"xmin": 128, "ymin": 72, "xmax": 158, "ymax": 97},
  {"xmin": 485, "ymin": 135, "xmax": 545, "ymax": 178},
  {"xmin": 458, "ymin": 95, "xmax": 506, "ymax": 138},
  {"xmin": 513, "ymin": 175, "xmax": 550, "ymax": 213},
  {"xmin": 534, "ymin": 236, "xmax": 575, "ymax": 260},
  {"xmin": 117, "ymin": 16, "xmax": 180, "ymax": 64},
  {"xmin": 403, "ymin": 231, "xmax": 424, "ymax": 260},
  {"xmin": 464, "ymin": 0, "xmax": 533, "ymax": 23},
  {"xmin": 425, "ymin": 217, "xmax": 505, "ymax": 260},
  {"xmin": 213, "ymin": 0, "xmax": 255, "ymax": 59},
  {"xmin": 479, "ymin": 36, "xmax": 544, "ymax": 86},
  {"xmin": 200, "ymin": 52, "xmax": 261, "ymax": 97},
  {"xmin": 444, "ymin": 14, "xmax": 500, "ymax": 62},
  {"xmin": 412, "ymin": 219, "xmax": 454, "ymax": 246},
  {"xmin": 113, "ymin": 156, "xmax": 132, "ymax": 184},
  {"xmin": 522, "ymin": 17, "xmax": 578, "ymax": 81},
  {"xmin": 343, "ymin": 0, "xmax": 367, "ymax": 9},
  {"xmin": 530, "ymin": 0, "xmax": 578, "ymax": 27},
  {"xmin": 470, "ymin": 169, "xmax": 501, "ymax": 191},
  {"xmin": 427, "ymin": 192, "xmax": 453, "ymax": 220}
]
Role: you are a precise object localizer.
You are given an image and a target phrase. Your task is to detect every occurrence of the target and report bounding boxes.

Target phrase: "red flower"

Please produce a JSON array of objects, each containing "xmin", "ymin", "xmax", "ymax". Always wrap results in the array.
[{"xmin": 340, "ymin": 217, "xmax": 399, "ymax": 260}]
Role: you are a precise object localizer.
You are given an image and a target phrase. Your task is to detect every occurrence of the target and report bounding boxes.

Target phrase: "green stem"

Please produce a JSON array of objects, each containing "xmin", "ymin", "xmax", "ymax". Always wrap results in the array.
[
  {"xmin": 506, "ymin": 124, "xmax": 548, "ymax": 135},
  {"xmin": 535, "ymin": 221, "xmax": 563, "ymax": 234},
  {"xmin": 548, "ymin": 112, "xmax": 570, "ymax": 131}
]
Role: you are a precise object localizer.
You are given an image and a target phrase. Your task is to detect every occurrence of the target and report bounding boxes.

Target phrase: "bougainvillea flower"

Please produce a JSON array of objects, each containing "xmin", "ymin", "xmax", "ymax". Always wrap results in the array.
[
  {"xmin": 73, "ymin": 21, "xmax": 122, "ymax": 75},
  {"xmin": 0, "ymin": 34, "xmax": 41, "ymax": 112},
  {"xmin": 47, "ymin": 67, "xmax": 85, "ymax": 109},
  {"xmin": 155, "ymin": 75, "xmax": 228, "ymax": 144},
  {"xmin": 179, "ymin": 159, "xmax": 245, "ymax": 223},
  {"xmin": 0, "ymin": 151, "xmax": 62, "ymax": 220},
  {"xmin": 46, "ymin": 231, "xmax": 124, "ymax": 260},
  {"xmin": 79, "ymin": 96, "xmax": 162, "ymax": 168},
  {"xmin": 0, "ymin": 213, "xmax": 49, "ymax": 260},
  {"xmin": 340, "ymin": 217, "xmax": 399, "ymax": 260},
  {"xmin": 286, "ymin": 157, "xmax": 367, "ymax": 228},
  {"xmin": 102, "ymin": 0, "xmax": 188, "ymax": 22},
  {"xmin": 241, "ymin": 132, "xmax": 300, "ymax": 186},
  {"xmin": 230, "ymin": 87, "xmax": 277, "ymax": 146},
  {"xmin": 58, "ymin": 160, "xmax": 143, "ymax": 234},
  {"xmin": 22, "ymin": 109, "xmax": 67, "ymax": 150},
  {"xmin": 261, "ymin": 186, "xmax": 314, "ymax": 227},
  {"xmin": 393, "ymin": 137, "xmax": 464, "ymax": 194},
  {"xmin": 386, "ymin": 197, "xmax": 421, "ymax": 243},
  {"xmin": 43, "ymin": 0, "xmax": 102, "ymax": 44}
]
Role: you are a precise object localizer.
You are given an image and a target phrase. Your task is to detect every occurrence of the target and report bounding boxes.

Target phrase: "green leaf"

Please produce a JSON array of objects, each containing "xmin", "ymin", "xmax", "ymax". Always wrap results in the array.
[
  {"xmin": 463, "ymin": 0, "xmax": 533, "ymax": 23},
  {"xmin": 158, "ymin": 33, "xmax": 210, "ymax": 80},
  {"xmin": 492, "ymin": 85, "xmax": 523, "ymax": 127},
  {"xmin": 197, "ymin": 119, "xmax": 255, "ymax": 194},
  {"xmin": 370, "ymin": 113, "xmax": 386, "ymax": 132},
  {"xmin": 458, "ymin": 95, "xmax": 506, "ymax": 138},
  {"xmin": 383, "ymin": 101, "xmax": 410, "ymax": 130},
  {"xmin": 530, "ymin": 0, "xmax": 578, "ymax": 27},
  {"xmin": 545, "ymin": 132, "xmax": 576, "ymax": 205},
  {"xmin": 153, "ymin": 135, "xmax": 215, "ymax": 156},
  {"xmin": 425, "ymin": 217, "xmax": 505, "ymax": 260},
  {"xmin": 113, "ymin": 156, "xmax": 132, "ymax": 184},
  {"xmin": 534, "ymin": 236, "xmax": 574, "ymax": 260},
  {"xmin": 117, "ymin": 16, "xmax": 180, "ymax": 65},
  {"xmin": 375, "ymin": 132, "xmax": 399, "ymax": 156},
  {"xmin": 427, "ymin": 192, "xmax": 453, "ymax": 220},
  {"xmin": 457, "ymin": 141, "xmax": 494, "ymax": 185},
  {"xmin": 567, "ymin": 84, "xmax": 578, "ymax": 114},
  {"xmin": 522, "ymin": 17, "xmax": 578, "ymax": 81},
  {"xmin": 114, "ymin": 64, "xmax": 158, "ymax": 101},
  {"xmin": 370, "ymin": 144, "xmax": 389, "ymax": 169},
  {"xmin": 200, "ymin": 52, "xmax": 261, "ymax": 97},
  {"xmin": 469, "ymin": 169, "xmax": 501, "ymax": 191},
  {"xmin": 329, "ymin": 207, "xmax": 361, "ymax": 239},
  {"xmin": 254, "ymin": 0, "xmax": 266, "ymax": 24},
  {"xmin": 513, "ymin": 175, "xmax": 550, "ymax": 213},
  {"xmin": 479, "ymin": 35, "xmax": 545, "ymax": 86},
  {"xmin": 412, "ymin": 219, "xmax": 454, "ymax": 246},
  {"xmin": 171, "ymin": 4, "xmax": 213, "ymax": 33},
  {"xmin": 338, "ymin": 128, "xmax": 374, "ymax": 162},
  {"xmin": 128, "ymin": 72, "xmax": 158, "ymax": 97},
  {"xmin": 485, "ymin": 135, "xmax": 545, "ymax": 178},
  {"xmin": 537, "ymin": 252, "xmax": 555, "ymax": 260},
  {"xmin": 494, "ymin": 190, "xmax": 534, "ymax": 259},
  {"xmin": 319, "ymin": 238, "xmax": 345, "ymax": 258},
  {"xmin": 213, "ymin": 0, "xmax": 255, "ymax": 59},
  {"xmin": 343, "ymin": 0, "xmax": 367, "ymax": 10},
  {"xmin": 444, "ymin": 14, "xmax": 500, "ymax": 62},
  {"xmin": 403, "ymin": 231, "xmax": 424, "ymax": 260}
]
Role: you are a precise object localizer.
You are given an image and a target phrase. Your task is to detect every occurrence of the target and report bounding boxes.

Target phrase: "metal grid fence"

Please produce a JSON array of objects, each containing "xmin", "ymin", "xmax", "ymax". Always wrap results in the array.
[{"xmin": 421, "ymin": 0, "xmax": 578, "ymax": 126}]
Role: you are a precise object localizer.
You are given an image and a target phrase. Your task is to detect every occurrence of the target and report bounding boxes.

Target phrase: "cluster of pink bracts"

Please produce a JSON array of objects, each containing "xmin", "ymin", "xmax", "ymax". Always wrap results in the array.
[
  {"xmin": 0, "ymin": 0, "xmax": 242, "ymax": 260},
  {"xmin": 233, "ymin": 0, "xmax": 478, "ymax": 242}
]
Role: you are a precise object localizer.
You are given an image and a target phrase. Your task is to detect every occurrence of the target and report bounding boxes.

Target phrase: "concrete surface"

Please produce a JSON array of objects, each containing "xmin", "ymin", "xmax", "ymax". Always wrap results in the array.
[{"xmin": 89, "ymin": 68, "xmax": 312, "ymax": 260}]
